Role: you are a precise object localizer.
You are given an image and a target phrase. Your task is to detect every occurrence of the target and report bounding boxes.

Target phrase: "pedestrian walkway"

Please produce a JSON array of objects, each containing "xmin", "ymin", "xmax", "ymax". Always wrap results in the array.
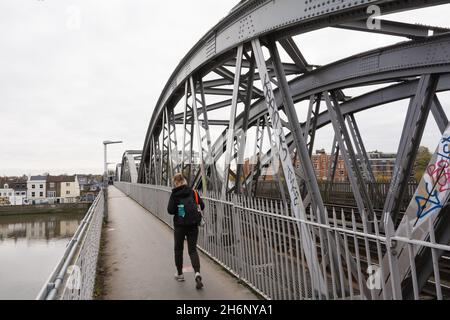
[{"xmin": 102, "ymin": 186, "xmax": 259, "ymax": 300}]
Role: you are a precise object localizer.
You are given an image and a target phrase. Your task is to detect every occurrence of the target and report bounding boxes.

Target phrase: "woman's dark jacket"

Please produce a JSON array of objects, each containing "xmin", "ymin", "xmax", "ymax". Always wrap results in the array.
[{"xmin": 167, "ymin": 185, "xmax": 205, "ymax": 227}]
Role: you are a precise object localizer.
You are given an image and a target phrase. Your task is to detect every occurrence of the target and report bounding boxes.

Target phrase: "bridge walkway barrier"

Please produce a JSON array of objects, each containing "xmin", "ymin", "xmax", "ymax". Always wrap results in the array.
[{"xmin": 103, "ymin": 185, "xmax": 258, "ymax": 300}]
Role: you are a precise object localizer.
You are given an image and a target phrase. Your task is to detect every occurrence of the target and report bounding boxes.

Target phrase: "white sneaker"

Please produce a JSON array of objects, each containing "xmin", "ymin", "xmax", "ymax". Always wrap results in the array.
[
  {"xmin": 195, "ymin": 272, "xmax": 203, "ymax": 289},
  {"xmin": 174, "ymin": 273, "xmax": 185, "ymax": 282}
]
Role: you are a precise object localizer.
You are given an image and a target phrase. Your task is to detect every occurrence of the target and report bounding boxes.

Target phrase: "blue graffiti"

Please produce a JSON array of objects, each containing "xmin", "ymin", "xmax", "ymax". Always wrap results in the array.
[
  {"xmin": 441, "ymin": 135, "xmax": 450, "ymax": 144},
  {"xmin": 415, "ymin": 182, "xmax": 443, "ymax": 220}
]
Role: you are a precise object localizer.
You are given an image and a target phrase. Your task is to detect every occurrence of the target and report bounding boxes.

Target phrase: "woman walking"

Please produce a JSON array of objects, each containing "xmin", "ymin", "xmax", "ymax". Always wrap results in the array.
[{"xmin": 167, "ymin": 173, "xmax": 205, "ymax": 289}]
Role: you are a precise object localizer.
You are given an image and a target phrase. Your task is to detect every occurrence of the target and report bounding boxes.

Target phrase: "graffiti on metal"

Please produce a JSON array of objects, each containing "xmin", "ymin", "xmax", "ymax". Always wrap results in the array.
[
  {"xmin": 251, "ymin": 38, "xmax": 326, "ymax": 295},
  {"xmin": 413, "ymin": 133, "xmax": 450, "ymax": 224},
  {"xmin": 378, "ymin": 125, "xmax": 450, "ymax": 299}
]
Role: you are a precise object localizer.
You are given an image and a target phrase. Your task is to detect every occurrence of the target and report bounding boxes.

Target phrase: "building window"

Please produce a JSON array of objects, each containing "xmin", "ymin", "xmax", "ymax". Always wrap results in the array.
[
  {"xmin": 66, "ymin": 190, "xmax": 70, "ymax": 195},
  {"xmin": 66, "ymin": 183, "xmax": 70, "ymax": 187},
  {"xmin": 32, "ymin": 192, "xmax": 35, "ymax": 197},
  {"xmin": 50, "ymin": 182, "xmax": 55, "ymax": 188},
  {"xmin": 32, "ymin": 184, "xmax": 35, "ymax": 189},
  {"xmin": 40, "ymin": 184, "xmax": 43, "ymax": 189},
  {"xmin": 40, "ymin": 192, "xmax": 43, "ymax": 197}
]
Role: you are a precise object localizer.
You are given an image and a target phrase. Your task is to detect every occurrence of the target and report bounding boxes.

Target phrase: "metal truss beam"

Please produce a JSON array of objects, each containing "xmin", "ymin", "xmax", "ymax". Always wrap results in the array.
[
  {"xmin": 252, "ymin": 37, "xmax": 327, "ymax": 297},
  {"xmin": 325, "ymin": 91, "xmax": 376, "ymax": 224},
  {"xmin": 337, "ymin": 19, "xmax": 450, "ymax": 39},
  {"xmin": 196, "ymin": 38, "xmax": 450, "ymax": 175},
  {"xmin": 224, "ymin": 58, "xmax": 302, "ymax": 74},
  {"xmin": 383, "ymin": 74, "xmax": 440, "ymax": 223},
  {"xmin": 174, "ymin": 99, "xmax": 235, "ymax": 122},
  {"xmin": 222, "ymin": 45, "xmax": 244, "ymax": 196},
  {"xmin": 153, "ymin": 135, "xmax": 161, "ymax": 185},
  {"xmin": 279, "ymin": 37, "xmax": 311, "ymax": 72},
  {"xmin": 327, "ymin": 135, "xmax": 340, "ymax": 184},
  {"xmin": 431, "ymin": 95, "xmax": 449, "ymax": 134},
  {"xmin": 247, "ymin": 116, "xmax": 265, "ymax": 197},
  {"xmin": 305, "ymin": 94, "xmax": 321, "ymax": 157},
  {"xmin": 160, "ymin": 110, "xmax": 171, "ymax": 186},
  {"xmin": 207, "ymin": 74, "xmax": 450, "ymax": 180},
  {"xmin": 235, "ymin": 51, "xmax": 256, "ymax": 194},
  {"xmin": 346, "ymin": 114, "xmax": 376, "ymax": 184},
  {"xmin": 214, "ymin": 66, "xmax": 263, "ymax": 97},
  {"xmin": 140, "ymin": 1, "xmax": 450, "ymax": 178},
  {"xmin": 181, "ymin": 81, "xmax": 195, "ymax": 184},
  {"xmin": 174, "ymin": 35, "xmax": 450, "ymax": 131}
]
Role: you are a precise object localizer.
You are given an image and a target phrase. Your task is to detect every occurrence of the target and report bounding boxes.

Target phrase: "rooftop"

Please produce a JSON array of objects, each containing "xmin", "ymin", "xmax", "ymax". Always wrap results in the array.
[
  {"xmin": 29, "ymin": 175, "xmax": 48, "ymax": 181},
  {"xmin": 47, "ymin": 175, "xmax": 76, "ymax": 183}
]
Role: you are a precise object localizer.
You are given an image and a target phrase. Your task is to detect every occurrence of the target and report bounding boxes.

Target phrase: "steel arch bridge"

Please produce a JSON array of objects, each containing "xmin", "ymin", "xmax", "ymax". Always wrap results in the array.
[{"xmin": 118, "ymin": 0, "xmax": 450, "ymax": 300}]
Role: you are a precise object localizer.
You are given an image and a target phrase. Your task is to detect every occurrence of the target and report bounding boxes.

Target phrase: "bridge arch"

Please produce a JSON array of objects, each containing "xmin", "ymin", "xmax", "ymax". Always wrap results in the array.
[
  {"xmin": 120, "ymin": 150, "xmax": 142, "ymax": 183},
  {"xmin": 134, "ymin": 0, "xmax": 450, "ymax": 300}
]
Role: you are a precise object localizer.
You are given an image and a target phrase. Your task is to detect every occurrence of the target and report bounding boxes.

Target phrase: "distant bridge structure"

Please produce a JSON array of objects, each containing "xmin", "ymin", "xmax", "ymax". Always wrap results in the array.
[{"xmin": 119, "ymin": 150, "xmax": 142, "ymax": 183}]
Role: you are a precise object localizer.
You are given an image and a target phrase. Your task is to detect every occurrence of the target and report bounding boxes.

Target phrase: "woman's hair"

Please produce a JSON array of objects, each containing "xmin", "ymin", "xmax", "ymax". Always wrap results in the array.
[{"xmin": 173, "ymin": 173, "xmax": 187, "ymax": 187}]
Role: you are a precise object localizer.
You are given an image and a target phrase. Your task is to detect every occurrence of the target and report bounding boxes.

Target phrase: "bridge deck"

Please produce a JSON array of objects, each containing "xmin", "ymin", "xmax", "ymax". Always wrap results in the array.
[{"xmin": 102, "ymin": 186, "xmax": 258, "ymax": 300}]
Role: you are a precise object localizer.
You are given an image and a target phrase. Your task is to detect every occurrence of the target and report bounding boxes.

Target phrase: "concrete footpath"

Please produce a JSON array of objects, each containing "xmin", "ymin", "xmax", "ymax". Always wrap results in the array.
[{"xmin": 102, "ymin": 186, "xmax": 258, "ymax": 300}]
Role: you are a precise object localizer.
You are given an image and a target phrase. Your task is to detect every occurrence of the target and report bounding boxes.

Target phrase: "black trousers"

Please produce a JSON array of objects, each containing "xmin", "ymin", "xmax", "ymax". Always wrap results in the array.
[{"xmin": 174, "ymin": 225, "xmax": 200, "ymax": 274}]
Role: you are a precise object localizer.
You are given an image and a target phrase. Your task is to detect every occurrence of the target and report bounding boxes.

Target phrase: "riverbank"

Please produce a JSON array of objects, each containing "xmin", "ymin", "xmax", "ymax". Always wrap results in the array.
[{"xmin": 0, "ymin": 203, "xmax": 91, "ymax": 216}]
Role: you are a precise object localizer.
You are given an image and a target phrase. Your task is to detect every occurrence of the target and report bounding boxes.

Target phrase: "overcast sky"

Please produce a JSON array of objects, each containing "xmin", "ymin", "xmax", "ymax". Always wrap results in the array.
[{"xmin": 1, "ymin": 1, "xmax": 449, "ymax": 176}]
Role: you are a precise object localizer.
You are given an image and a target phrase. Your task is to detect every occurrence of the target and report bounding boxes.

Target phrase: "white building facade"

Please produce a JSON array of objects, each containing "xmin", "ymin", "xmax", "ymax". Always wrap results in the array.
[
  {"xmin": 60, "ymin": 176, "xmax": 80, "ymax": 203},
  {"xmin": 27, "ymin": 175, "xmax": 47, "ymax": 204},
  {"xmin": 0, "ymin": 183, "xmax": 15, "ymax": 205}
]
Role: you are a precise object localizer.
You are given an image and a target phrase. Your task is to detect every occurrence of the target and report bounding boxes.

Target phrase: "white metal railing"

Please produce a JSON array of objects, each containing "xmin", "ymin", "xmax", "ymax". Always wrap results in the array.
[
  {"xmin": 115, "ymin": 181, "xmax": 450, "ymax": 300},
  {"xmin": 36, "ymin": 190, "xmax": 105, "ymax": 300}
]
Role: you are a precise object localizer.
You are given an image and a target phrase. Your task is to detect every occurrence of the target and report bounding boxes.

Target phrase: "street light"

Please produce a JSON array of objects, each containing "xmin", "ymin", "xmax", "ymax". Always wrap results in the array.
[{"xmin": 103, "ymin": 140, "xmax": 122, "ymax": 185}]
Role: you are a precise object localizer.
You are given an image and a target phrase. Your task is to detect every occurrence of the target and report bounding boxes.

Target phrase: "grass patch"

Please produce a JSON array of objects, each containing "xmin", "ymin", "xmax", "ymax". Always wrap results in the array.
[{"xmin": 93, "ymin": 222, "xmax": 109, "ymax": 299}]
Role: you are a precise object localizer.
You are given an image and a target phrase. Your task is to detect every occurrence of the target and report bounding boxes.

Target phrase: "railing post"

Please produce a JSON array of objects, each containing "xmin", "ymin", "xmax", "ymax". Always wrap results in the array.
[
  {"xmin": 384, "ymin": 213, "xmax": 402, "ymax": 300},
  {"xmin": 233, "ymin": 195, "xmax": 244, "ymax": 279}
]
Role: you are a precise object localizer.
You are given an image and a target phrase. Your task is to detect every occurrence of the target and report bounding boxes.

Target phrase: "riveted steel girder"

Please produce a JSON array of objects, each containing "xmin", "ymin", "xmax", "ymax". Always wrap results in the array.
[
  {"xmin": 135, "ymin": 0, "xmax": 450, "ymax": 300},
  {"xmin": 139, "ymin": 0, "xmax": 450, "ymax": 182},
  {"xmin": 204, "ymin": 36, "xmax": 450, "ymax": 172}
]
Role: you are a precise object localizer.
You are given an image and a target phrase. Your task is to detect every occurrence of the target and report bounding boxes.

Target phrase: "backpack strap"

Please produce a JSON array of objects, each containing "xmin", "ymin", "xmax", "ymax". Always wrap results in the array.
[{"xmin": 193, "ymin": 189, "xmax": 199, "ymax": 205}]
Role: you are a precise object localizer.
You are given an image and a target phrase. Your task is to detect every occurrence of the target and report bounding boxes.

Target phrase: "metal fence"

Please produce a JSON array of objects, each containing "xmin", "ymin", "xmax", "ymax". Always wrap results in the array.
[
  {"xmin": 115, "ymin": 182, "xmax": 450, "ymax": 300},
  {"xmin": 36, "ymin": 190, "xmax": 105, "ymax": 300},
  {"xmin": 255, "ymin": 180, "xmax": 418, "ymax": 212}
]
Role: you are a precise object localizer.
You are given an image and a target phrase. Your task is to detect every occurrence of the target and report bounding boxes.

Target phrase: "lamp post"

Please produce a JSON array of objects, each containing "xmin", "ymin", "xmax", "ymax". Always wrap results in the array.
[{"xmin": 103, "ymin": 140, "xmax": 122, "ymax": 186}]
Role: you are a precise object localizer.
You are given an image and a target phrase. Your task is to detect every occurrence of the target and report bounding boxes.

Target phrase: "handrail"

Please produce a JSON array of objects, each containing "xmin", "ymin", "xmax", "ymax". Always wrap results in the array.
[{"xmin": 36, "ymin": 190, "xmax": 103, "ymax": 300}]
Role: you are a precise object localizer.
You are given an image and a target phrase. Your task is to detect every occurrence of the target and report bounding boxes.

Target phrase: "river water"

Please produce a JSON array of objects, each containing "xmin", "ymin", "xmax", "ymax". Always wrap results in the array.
[{"xmin": 0, "ymin": 211, "xmax": 86, "ymax": 300}]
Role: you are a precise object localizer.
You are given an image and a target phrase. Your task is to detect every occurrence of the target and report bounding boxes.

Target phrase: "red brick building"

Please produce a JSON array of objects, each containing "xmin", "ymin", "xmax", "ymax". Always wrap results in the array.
[{"xmin": 310, "ymin": 149, "xmax": 347, "ymax": 182}]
